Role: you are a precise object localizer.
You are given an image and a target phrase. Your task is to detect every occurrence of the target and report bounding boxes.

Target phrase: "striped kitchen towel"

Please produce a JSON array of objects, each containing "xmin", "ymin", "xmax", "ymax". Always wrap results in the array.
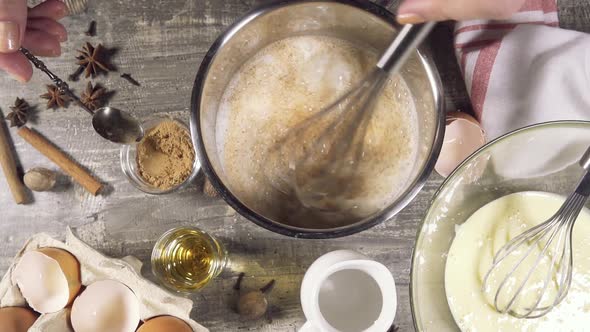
[{"xmin": 454, "ymin": 0, "xmax": 590, "ymax": 140}]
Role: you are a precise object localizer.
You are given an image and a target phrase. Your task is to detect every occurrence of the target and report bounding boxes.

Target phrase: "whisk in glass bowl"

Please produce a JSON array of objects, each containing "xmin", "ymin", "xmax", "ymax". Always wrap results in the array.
[
  {"xmin": 482, "ymin": 146, "xmax": 590, "ymax": 318},
  {"xmin": 265, "ymin": 23, "xmax": 435, "ymax": 213}
]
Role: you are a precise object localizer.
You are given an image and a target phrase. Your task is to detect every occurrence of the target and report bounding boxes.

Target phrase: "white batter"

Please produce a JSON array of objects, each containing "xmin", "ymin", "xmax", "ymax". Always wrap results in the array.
[
  {"xmin": 216, "ymin": 35, "xmax": 418, "ymax": 228},
  {"xmin": 445, "ymin": 192, "xmax": 590, "ymax": 331}
]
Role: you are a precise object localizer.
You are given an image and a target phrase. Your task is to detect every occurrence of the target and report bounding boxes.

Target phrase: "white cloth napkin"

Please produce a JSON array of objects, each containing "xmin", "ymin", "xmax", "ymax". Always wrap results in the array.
[
  {"xmin": 455, "ymin": 0, "xmax": 590, "ymax": 139},
  {"xmin": 479, "ymin": 25, "xmax": 590, "ymax": 139},
  {"xmin": 454, "ymin": 0, "xmax": 590, "ymax": 177}
]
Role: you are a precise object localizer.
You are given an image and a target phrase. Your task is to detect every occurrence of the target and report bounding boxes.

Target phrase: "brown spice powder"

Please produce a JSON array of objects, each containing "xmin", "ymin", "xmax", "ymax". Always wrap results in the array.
[{"xmin": 137, "ymin": 121, "xmax": 195, "ymax": 189}]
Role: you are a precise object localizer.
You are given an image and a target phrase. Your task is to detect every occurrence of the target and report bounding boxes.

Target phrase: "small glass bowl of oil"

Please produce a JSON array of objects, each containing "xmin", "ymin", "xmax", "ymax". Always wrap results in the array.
[{"xmin": 151, "ymin": 227, "xmax": 228, "ymax": 293}]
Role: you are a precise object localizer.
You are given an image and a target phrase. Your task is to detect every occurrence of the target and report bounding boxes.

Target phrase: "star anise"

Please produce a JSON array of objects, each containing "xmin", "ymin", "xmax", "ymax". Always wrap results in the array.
[
  {"xmin": 6, "ymin": 98, "xmax": 30, "ymax": 127},
  {"xmin": 40, "ymin": 85, "xmax": 70, "ymax": 109},
  {"xmin": 81, "ymin": 82, "xmax": 107, "ymax": 111},
  {"xmin": 76, "ymin": 42, "xmax": 113, "ymax": 78}
]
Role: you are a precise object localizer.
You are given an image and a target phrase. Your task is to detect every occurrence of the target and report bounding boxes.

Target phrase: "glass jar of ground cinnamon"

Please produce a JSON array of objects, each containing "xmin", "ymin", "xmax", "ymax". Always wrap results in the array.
[{"xmin": 120, "ymin": 115, "xmax": 200, "ymax": 194}]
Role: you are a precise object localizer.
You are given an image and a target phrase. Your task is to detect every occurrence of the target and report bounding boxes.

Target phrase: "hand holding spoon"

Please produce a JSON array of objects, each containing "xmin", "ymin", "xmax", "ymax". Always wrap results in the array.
[{"xmin": 20, "ymin": 47, "xmax": 144, "ymax": 144}]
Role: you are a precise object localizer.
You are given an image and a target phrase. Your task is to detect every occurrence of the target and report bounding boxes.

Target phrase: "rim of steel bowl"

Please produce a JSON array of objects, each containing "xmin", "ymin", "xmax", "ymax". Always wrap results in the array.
[
  {"xmin": 409, "ymin": 120, "xmax": 590, "ymax": 330},
  {"xmin": 190, "ymin": 0, "xmax": 445, "ymax": 239}
]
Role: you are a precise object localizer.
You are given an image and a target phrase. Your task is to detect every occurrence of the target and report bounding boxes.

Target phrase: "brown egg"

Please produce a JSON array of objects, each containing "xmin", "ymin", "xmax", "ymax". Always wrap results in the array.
[
  {"xmin": 137, "ymin": 316, "xmax": 193, "ymax": 332},
  {"xmin": 0, "ymin": 307, "xmax": 39, "ymax": 332},
  {"xmin": 13, "ymin": 247, "xmax": 82, "ymax": 313}
]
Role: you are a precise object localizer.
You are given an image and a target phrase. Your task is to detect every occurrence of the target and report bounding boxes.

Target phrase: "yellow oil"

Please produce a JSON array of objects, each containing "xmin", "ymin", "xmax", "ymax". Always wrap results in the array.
[{"xmin": 151, "ymin": 227, "xmax": 227, "ymax": 292}]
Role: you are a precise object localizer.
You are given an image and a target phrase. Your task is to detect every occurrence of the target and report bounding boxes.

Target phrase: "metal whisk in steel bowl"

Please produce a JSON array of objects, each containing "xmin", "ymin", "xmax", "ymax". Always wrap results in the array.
[
  {"xmin": 265, "ymin": 23, "xmax": 434, "ymax": 213},
  {"xmin": 482, "ymin": 146, "xmax": 590, "ymax": 318}
]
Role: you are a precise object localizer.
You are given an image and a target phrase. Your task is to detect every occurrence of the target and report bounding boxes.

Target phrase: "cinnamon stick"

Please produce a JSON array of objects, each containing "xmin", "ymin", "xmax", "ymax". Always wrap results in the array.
[
  {"xmin": 17, "ymin": 127, "xmax": 103, "ymax": 195},
  {"xmin": 0, "ymin": 119, "xmax": 26, "ymax": 204}
]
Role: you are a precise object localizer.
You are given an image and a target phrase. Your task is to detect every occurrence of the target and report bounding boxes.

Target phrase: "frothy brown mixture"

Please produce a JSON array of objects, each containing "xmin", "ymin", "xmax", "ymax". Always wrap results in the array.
[{"xmin": 216, "ymin": 36, "xmax": 418, "ymax": 228}]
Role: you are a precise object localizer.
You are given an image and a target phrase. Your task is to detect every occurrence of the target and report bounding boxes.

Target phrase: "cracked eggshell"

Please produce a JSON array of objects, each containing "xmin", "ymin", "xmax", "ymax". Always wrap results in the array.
[
  {"xmin": 71, "ymin": 280, "xmax": 140, "ymax": 332},
  {"xmin": 137, "ymin": 315, "xmax": 193, "ymax": 332},
  {"xmin": 0, "ymin": 307, "xmax": 39, "ymax": 332},
  {"xmin": 435, "ymin": 112, "xmax": 486, "ymax": 178},
  {"xmin": 12, "ymin": 248, "xmax": 82, "ymax": 313}
]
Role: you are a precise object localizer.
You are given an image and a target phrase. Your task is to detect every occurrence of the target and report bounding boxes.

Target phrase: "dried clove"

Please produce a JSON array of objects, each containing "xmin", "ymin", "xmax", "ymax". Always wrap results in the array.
[
  {"xmin": 68, "ymin": 65, "xmax": 85, "ymax": 82},
  {"xmin": 85, "ymin": 20, "xmax": 97, "ymax": 37},
  {"xmin": 121, "ymin": 73, "xmax": 140, "ymax": 86},
  {"xmin": 234, "ymin": 272, "xmax": 246, "ymax": 290},
  {"xmin": 260, "ymin": 279, "xmax": 275, "ymax": 293}
]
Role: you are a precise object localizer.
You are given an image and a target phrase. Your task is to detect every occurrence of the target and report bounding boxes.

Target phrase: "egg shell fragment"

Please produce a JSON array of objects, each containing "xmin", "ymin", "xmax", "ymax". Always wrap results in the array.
[
  {"xmin": 12, "ymin": 248, "xmax": 81, "ymax": 313},
  {"xmin": 137, "ymin": 315, "xmax": 193, "ymax": 332},
  {"xmin": 435, "ymin": 111, "xmax": 486, "ymax": 177},
  {"xmin": 38, "ymin": 247, "xmax": 82, "ymax": 305},
  {"xmin": 71, "ymin": 279, "xmax": 140, "ymax": 332},
  {"xmin": 0, "ymin": 306, "xmax": 39, "ymax": 332}
]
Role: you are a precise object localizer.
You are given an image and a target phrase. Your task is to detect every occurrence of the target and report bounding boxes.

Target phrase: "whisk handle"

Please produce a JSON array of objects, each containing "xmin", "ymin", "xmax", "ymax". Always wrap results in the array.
[
  {"xmin": 377, "ymin": 22, "xmax": 436, "ymax": 73},
  {"xmin": 580, "ymin": 146, "xmax": 590, "ymax": 171},
  {"xmin": 576, "ymin": 173, "xmax": 590, "ymax": 196},
  {"xmin": 575, "ymin": 146, "xmax": 590, "ymax": 196}
]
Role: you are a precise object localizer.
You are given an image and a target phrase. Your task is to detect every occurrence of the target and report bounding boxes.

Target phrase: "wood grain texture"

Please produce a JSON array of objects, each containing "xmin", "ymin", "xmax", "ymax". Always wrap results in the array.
[{"xmin": 0, "ymin": 0, "xmax": 587, "ymax": 331}]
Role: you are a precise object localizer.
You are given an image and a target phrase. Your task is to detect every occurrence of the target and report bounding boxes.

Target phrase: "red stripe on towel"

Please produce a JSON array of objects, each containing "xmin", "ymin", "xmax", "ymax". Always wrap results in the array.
[{"xmin": 470, "ymin": 41, "xmax": 502, "ymax": 120}]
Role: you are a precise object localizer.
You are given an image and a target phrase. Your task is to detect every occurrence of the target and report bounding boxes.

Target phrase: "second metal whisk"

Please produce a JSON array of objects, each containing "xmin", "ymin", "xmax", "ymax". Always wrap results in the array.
[
  {"xmin": 482, "ymin": 146, "xmax": 590, "ymax": 318},
  {"xmin": 265, "ymin": 23, "xmax": 434, "ymax": 213}
]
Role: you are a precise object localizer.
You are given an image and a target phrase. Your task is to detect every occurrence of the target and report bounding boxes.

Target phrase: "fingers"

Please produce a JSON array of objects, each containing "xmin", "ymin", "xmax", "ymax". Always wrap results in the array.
[
  {"xmin": 0, "ymin": 0, "xmax": 28, "ymax": 52},
  {"xmin": 0, "ymin": 51, "xmax": 32, "ymax": 82},
  {"xmin": 24, "ymin": 0, "xmax": 69, "ymax": 57},
  {"xmin": 22, "ymin": 29, "xmax": 61, "ymax": 57},
  {"xmin": 0, "ymin": 0, "xmax": 67, "ymax": 82},
  {"xmin": 28, "ymin": 0, "xmax": 68, "ymax": 20},
  {"xmin": 397, "ymin": 0, "xmax": 527, "ymax": 24},
  {"xmin": 27, "ymin": 17, "xmax": 67, "ymax": 42}
]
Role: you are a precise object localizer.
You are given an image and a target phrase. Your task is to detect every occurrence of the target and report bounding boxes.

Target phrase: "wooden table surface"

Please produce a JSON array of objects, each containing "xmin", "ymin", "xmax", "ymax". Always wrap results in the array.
[{"xmin": 1, "ymin": 0, "xmax": 589, "ymax": 331}]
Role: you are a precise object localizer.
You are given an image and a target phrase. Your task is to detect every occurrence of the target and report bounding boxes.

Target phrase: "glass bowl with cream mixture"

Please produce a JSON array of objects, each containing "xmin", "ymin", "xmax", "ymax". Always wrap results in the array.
[
  {"xmin": 191, "ymin": 0, "xmax": 444, "ymax": 238},
  {"xmin": 411, "ymin": 121, "xmax": 590, "ymax": 331}
]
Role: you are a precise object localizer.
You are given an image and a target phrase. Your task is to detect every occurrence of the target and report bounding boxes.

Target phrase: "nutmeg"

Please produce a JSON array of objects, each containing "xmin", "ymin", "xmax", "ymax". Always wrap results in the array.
[
  {"xmin": 234, "ymin": 274, "xmax": 275, "ymax": 321},
  {"xmin": 23, "ymin": 167, "xmax": 57, "ymax": 192},
  {"xmin": 238, "ymin": 290, "xmax": 268, "ymax": 320}
]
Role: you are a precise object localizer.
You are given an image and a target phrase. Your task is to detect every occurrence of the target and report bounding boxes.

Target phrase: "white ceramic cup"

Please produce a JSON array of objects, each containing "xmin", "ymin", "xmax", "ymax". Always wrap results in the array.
[{"xmin": 300, "ymin": 250, "xmax": 397, "ymax": 332}]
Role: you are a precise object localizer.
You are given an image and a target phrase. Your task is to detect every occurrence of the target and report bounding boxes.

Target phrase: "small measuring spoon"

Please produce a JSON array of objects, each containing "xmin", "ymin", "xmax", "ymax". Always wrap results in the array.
[{"xmin": 20, "ymin": 47, "xmax": 144, "ymax": 144}]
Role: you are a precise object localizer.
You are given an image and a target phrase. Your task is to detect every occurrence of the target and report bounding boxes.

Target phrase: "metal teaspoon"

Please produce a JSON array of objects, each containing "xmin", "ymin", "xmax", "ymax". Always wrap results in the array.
[{"xmin": 20, "ymin": 47, "xmax": 144, "ymax": 144}]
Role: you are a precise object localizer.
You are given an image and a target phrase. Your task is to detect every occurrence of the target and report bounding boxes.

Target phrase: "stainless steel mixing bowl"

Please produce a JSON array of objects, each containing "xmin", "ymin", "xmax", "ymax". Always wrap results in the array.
[
  {"xmin": 190, "ymin": 0, "xmax": 444, "ymax": 238},
  {"xmin": 410, "ymin": 121, "xmax": 590, "ymax": 331}
]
